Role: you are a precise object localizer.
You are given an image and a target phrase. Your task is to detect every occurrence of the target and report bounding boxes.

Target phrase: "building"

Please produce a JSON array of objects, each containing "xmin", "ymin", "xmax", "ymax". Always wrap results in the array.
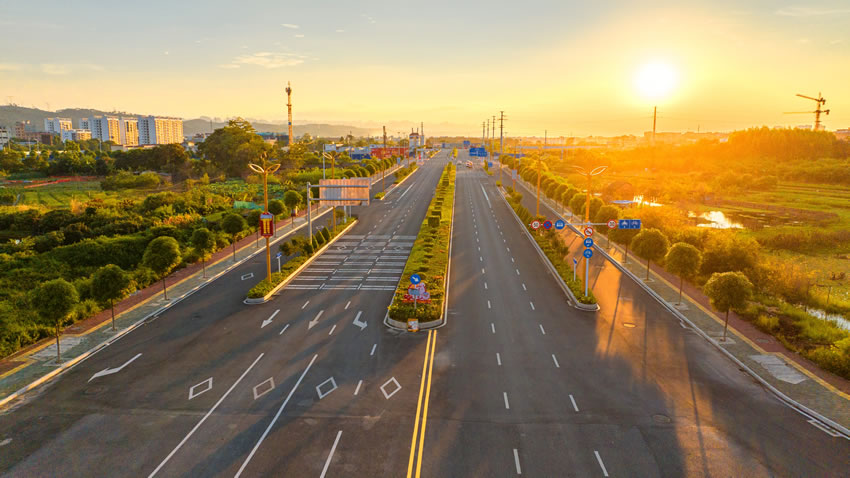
[
  {"xmin": 79, "ymin": 118, "xmax": 90, "ymax": 130},
  {"xmin": 408, "ymin": 130, "xmax": 420, "ymax": 155},
  {"xmin": 0, "ymin": 127, "xmax": 9, "ymax": 148},
  {"xmin": 120, "ymin": 117, "xmax": 139, "ymax": 146},
  {"xmin": 138, "ymin": 116, "xmax": 184, "ymax": 145},
  {"xmin": 13, "ymin": 121, "xmax": 32, "ymax": 139},
  {"xmin": 61, "ymin": 129, "xmax": 92, "ymax": 142},
  {"xmin": 835, "ymin": 128, "xmax": 850, "ymax": 141},
  {"xmin": 44, "ymin": 117, "xmax": 72, "ymax": 134},
  {"xmin": 89, "ymin": 115, "xmax": 121, "ymax": 143}
]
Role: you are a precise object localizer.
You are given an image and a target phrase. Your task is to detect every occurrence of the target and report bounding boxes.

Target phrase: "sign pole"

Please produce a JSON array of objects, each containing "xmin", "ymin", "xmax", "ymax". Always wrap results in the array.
[
  {"xmin": 277, "ymin": 255, "xmax": 281, "ymax": 273},
  {"xmin": 307, "ymin": 182, "xmax": 312, "ymax": 245},
  {"xmin": 585, "ymin": 256, "xmax": 590, "ymax": 297}
]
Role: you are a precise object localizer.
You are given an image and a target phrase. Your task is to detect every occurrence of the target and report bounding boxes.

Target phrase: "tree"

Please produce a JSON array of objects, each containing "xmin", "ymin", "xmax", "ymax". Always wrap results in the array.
[
  {"xmin": 569, "ymin": 193, "xmax": 587, "ymax": 218},
  {"xmin": 197, "ymin": 118, "xmax": 268, "ymax": 177},
  {"xmin": 279, "ymin": 241, "xmax": 293, "ymax": 257},
  {"xmin": 283, "ymin": 190, "xmax": 302, "ymax": 228},
  {"xmin": 191, "ymin": 227, "xmax": 216, "ymax": 278},
  {"xmin": 92, "ymin": 264, "xmax": 131, "ymax": 331},
  {"xmin": 665, "ymin": 242, "xmax": 703, "ymax": 305},
  {"xmin": 142, "ymin": 236, "xmax": 181, "ymax": 300},
  {"xmin": 630, "ymin": 228, "xmax": 670, "ymax": 280},
  {"xmin": 33, "ymin": 279, "xmax": 79, "ymax": 362},
  {"xmin": 221, "ymin": 213, "xmax": 247, "ymax": 262},
  {"xmin": 268, "ymin": 199, "xmax": 285, "ymax": 217},
  {"xmin": 704, "ymin": 271, "xmax": 753, "ymax": 341}
]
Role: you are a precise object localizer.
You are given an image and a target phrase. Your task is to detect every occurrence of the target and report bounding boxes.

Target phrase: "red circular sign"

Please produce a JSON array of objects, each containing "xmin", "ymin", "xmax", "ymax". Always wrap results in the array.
[
  {"xmin": 584, "ymin": 226, "xmax": 594, "ymax": 237},
  {"xmin": 607, "ymin": 220, "xmax": 617, "ymax": 229},
  {"xmin": 543, "ymin": 220, "xmax": 553, "ymax": 230},
  {"xmin": 531, "ymin": 220, "xmax": 540, "ymax": 230}
]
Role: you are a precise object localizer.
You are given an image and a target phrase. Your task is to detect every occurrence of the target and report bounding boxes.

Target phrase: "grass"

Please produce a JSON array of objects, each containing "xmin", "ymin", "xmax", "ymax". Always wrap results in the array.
[{"xmin": 6, "ymin": 181, "xmax": 151, "ymax": 209}]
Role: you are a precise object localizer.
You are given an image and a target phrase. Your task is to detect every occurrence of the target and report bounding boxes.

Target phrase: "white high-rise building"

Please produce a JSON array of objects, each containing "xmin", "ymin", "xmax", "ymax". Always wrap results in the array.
[
  {"xmin": 79, "ymin": 118, "xmax": 90, "ymax": 130},
  {"xmin": 61, "ymin": 130, "xmax": 92, "ymax": 142},
  {"xmin": 44, "ymin": 117, "xmax": 72, "ymax": 134},
  {"xmin": 0, "ymin": 127, "xmax": 10, "ymax": 148},
  {"xmin": 120, "ymin": 117, "xmax": 139, "ymax": 146},
  {"xmin": 138, "ymin": 116, "xmax": 184, "ymax": 145},
  {"xmin": 89, "ymin": 115, "xmax": 121, "ymax": 143}
]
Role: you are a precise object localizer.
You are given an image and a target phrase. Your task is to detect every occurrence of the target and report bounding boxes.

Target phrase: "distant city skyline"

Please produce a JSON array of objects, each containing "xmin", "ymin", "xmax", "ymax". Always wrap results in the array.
[{"xmin": 2, "ymin": 0, "xmax": 849, "ymax": 136}]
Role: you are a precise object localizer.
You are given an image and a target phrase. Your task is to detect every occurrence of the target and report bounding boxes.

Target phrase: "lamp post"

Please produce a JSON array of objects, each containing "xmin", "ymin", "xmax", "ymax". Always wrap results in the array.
[
  {"xmin": 248, "ymin": 155, "xmax": 281, "ymax": 284},
  {"xmin": 571, "ymin": 164, "xmax": 607, "ymax": 297},
  {"xmin": 322, "ymin": 151, "xmax": 338, "ymax": 235}
]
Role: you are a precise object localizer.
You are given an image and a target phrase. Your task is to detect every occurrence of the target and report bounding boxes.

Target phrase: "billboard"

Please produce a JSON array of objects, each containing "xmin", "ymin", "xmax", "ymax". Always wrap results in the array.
[
  {"xmin": 319, "ymin": 178, "xmax": 371, "ymax": 206},
  {"xmin": 370, "ymin": 147, "xmax": 407, "ymax": 159}
]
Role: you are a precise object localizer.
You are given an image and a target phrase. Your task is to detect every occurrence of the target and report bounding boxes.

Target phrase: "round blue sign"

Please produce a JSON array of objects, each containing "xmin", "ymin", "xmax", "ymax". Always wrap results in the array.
[
  {"xmin": 583, "ymin": 248, "xmax": 593, "ymax": 259},
  {"xmin": 583, "ymin": 237, "xmax": 594, "ymax": 248},
  {"xmin": 555, "ymin": 219, "xmax": 565, "ymax": 230},
  {"xmin": 543, "ymin": 220, "xmax": 553, "ymax": 230},
  {"xmin": 410, "ymin": 274, "xmax": 421, "ymax": 284}
]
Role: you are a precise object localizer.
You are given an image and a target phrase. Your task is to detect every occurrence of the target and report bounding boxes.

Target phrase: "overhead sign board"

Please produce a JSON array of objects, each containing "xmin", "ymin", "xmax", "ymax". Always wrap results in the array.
[
  {"xmin": 319, "ymin": 178, "xmax": 371, "ymax": 206},
  {"xmin": 618, "ymin": 219, "xmax": 642, "ymax": 230}
]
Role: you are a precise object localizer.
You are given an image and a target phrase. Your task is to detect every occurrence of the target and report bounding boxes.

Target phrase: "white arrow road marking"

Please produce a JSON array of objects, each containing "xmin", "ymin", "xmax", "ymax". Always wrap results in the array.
[
  {"xmin": 316, "ymin": 377, "xmax": 338, "ymax": 399},
  {"xmin": 308, "ymin": 310, "xmax": 324, "ymax": 330},
  {"xmin": 380, "ymin": 377, "xmax": 402, "ymax": 399},
  {"xmin": 88, "ymin": 353, "xmax": 142, "ymax": 382},
  {"xmin": 261, "ymin": 309, "xmax": 280, "ymax": 328},
  {"xmin": 352, "ymin": 311, "xmax": 367, "ymax": 330},
  {"xmin": 253, "ymin": 378, "xmax": 275, "ymax": 400},
  {"xmin": 320, "ymin": 430, "xmax": 343, "ymax": 478},
  {"xmin": 188, "ymin": 378, "xmax": 213, "ymax": 400}
]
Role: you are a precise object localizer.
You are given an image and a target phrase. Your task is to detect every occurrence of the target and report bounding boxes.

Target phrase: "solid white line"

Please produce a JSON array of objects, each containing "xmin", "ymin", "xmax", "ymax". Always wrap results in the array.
[
  {"xmin": 354, "ymin": 380, "xmax": 363, "ymax": 395},
  {"xmin": 570, "ymin": 394, "xmax": 579, "ymax": 412},
  {"xmin": 397, "ymin": 186, "xmax": 413, "ymax": 200},
  {"xmin": 488, "ymin": 300, "xmax": 491, "ymax": 309},
  {"xmin": 491, "ymin": 323, "xmax": 495, "ymax": 334},
  {"xmin": 345, "ymin": 300, "xmax": 351, "ymax": 310},
  {"xmin": 529, "ymin": 302, "xmax": 535, "ymax": 311},
  {"xmin": 301, "ymin": 301, "xmax": 310, "ymax": 310},
  {"xmin": 594, "ymin": 451, "xmax": 609, "ymax": 477},
  {"xmin": 234, "ymin": 354, "xmax": 318, "ymax": 478},
  {"xmin": 522, "ymin": 283, "xmax": 527, "ymax": 291},
  {"xmin": 513, "ymin": 448, "xmax": 522, "ymax": 475},
  {"xmin": 496, "ymin": 353, "xmax": 502, "ymax": 366},
  {"xmin": 279, "ymin": 324, "xmax": 290, "ymax": 335},
  {"xmin": 539, "ymin": 324, "xmax": 546, "ymax": 335},
  {"xmin": 328, "ymin": 324, "xmax": 337, "ymax": 335},
  {"xmin": 149, "ymin": 353, "xmax": 264, "ymax": 477},
  {"xmin": 320, "ymin": 430, "xmax": 343, "ymax": 478},
  {"xmin": 503, "ymin": 392, "xmax": 510, "ymax": 409},
  {"xmin": 370, "ymin": 344, "xmax": 377, "ymax": 356},
  {"xmin": 481, "ymin": 184, "xmax": 491, "ymax": 207}
]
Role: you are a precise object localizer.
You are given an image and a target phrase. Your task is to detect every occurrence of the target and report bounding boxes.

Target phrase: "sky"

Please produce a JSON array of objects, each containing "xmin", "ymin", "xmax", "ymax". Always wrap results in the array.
[{"xmin": 2, "ymin": 0, "xmax": 850, "ymax": 136}]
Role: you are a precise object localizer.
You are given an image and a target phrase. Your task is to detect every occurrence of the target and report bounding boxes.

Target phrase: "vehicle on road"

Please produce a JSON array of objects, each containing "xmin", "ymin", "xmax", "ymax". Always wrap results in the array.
[{"xmin": 466, "ymin": 161, "xmax": 473, "ymax": 168}]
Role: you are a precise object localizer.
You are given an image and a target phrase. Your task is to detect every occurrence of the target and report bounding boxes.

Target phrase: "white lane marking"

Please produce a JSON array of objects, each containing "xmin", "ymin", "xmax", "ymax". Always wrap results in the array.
[
  {"xmin": 503, "ymin": 392, "xmax": 510, "ymax": 409},
  {"xmin": 89, "ymin": 353, "xmax": 143, "ymax": 382},
  {"xmin": 320, "ymin": 430, "xmax": 343, "ymax": 478},
  {"xmin": 511, "ymin": 257, "xmax": 515, "ymax": 263},
  {"xmin": 482, "ymin": 268, "xmax": 485, "ymax": 274},
  {"xmin": 484, "ymin": 282, "xmax": 488, "ymax": 289},
  {"xmin": 522, "ymin": 283, "xmax": 527, "ymax": 291},
  {"xmin": 529, "ymin": 302, "xmax": 535, "ymax": 311},
  {"xmin": 491, "ymin": 323, "xmax": 496, "ymax": 334},
  {"xmin": 370, "ymin": 344, "xmax": 377, "ymax": 356},
  {"xmin": 515, "ymin": 269, "xmax": 520, "ymax": 275},
  {"xmin": 496, "ymin": 353, "xmax": 502, "ymax": 366},
  {"xmin": 506, "ymin": 247, "xmax": 510, "ymax": 252},
  {"xmin": 552, "ymin": 354, "xmax": 560, "ymax": 368},
  {"xmin": 261, "ymin": 309, "xmax": 280, "ymax": 328},
  {"xmin": 478, "ymin": 246, "xmax": 481, "ymax": 251},
  {"xmin": 253, "ymin": 377, "xmax": 275, "ymax": 400},
  {"xmin": 481, "ymin": 184, "xmax": 491, "ymax": 207},
  {"xmin": 487, "ymin": 300, "xmax": 491, "ymax": 309},
  {"xmin": 594, "ymin": 451, "xmax": 609, "ymax": 477},
  {"xmin": 279, "ymin": 324, "xmax": 290, "ymax": 335},
  {"xmin": 480, "ymin": 256, "xmax": 483, "ymax": 262},
  {"xmin": 570, "ymin": 394, "xmax": 579, "ymax": 412},
  {"xmin": 477, "ymin": 238, "xmax": 479, "ymax": 243},
  {"xmin": 302, "ymin": 301, "xmax": 310, "ymax": 310},
  {"xmin": 328, "ymin": 324, "xmax": 337, "ymax": 335},
  {"xmin": 513, "ymin": 448, "xmax": 522, "ymax": 475},
  {"xmin": 151, "ymin": 353, "xmax": 263, "ymax": 477},
  {"xmin": 188, "ymin": 378, "xmax": 213, "ymax": 400},
  {"xmin": 539, "ymin": 324, "xmax": 546, "ymax": 335},
  {"xmin": 354, "ymin": 380, "xmax": 363, "ymax": 396},
  {"xmin": 380, "ymin": 377, "xmax": 402, "ymax": 399}
]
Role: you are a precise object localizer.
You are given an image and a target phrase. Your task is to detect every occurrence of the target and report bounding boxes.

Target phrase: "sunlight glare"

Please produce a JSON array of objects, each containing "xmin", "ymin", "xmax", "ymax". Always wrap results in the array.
[{"xmin": 634, "ymin": 61, "xmax": 678, "ymax": 101}]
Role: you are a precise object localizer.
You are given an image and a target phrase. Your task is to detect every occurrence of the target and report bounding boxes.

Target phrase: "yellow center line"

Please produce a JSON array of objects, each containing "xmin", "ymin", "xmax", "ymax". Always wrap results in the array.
[
  {"xmin": 415, "ymin": 330, "xmax": 437, "ymax": 478},
  {"xmin": 406, "ymin": 330, "xmax": 433, "ymax": 478}
]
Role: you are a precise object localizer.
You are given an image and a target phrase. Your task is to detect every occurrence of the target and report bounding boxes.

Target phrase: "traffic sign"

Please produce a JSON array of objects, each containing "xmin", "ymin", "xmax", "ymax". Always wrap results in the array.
[
  {"xmin": 410, "ymin": 274, "xmax": 421, "ymax": 284},
  {"xmin": 275, "ymin": 252, "xmax": 282, "ymax": 258},
  {"xmin": 555, "ymin": 219, "xmax": 565, "ymax": 230},
  {"xmin": 583, "ymin": 248, "xmax": 593, "ymax": 259},
  {"xmin": 573, "ymin": 258, "xmax": 578, "ymax": 266},
  {"xmin": 618, "ymin": 219, "xmax": 642, "ymax": 230},
  {"xmin": 583, "ymin": 237, "xmax": 594, "ymax": 248},
  {"xmin": 607, "ymin": 219, "xmax": 618, "ymax": 229},
  {"xmin": 531, "ymin": 220, "xmax": 541, "ymax": 230},
  {"xmin": 488, "ymin": 162, "xmax": 493, "ymax": 168},
  {"xmin": 543, "ymin": 220, "xmax": 553, "ymax": 230},
  {"xmin": 583, "ymin": 226, "xmax": 594, "ymax": 237}
]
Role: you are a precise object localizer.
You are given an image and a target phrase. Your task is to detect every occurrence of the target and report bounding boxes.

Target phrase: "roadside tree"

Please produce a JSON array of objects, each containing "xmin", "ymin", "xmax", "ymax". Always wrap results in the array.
[
  {"xmin": 665, "ymin": 242, "xmax": 703, "ymax": 305},
  {"xmin": 704, "ymin": 271, "xmax": 753, "ymax": 341},
  {"xmin": 221, "ymin": 213, "xmax": 247, "ymax": 262},
  {"xmin": 142, "ymin": 236, "xmax": 182, "ymax": 300},
  {"xmin": 92, "ymin": 264, "xmax": 132, "ymax": 330},
  {"xmin": 630, "ymin": 228, "xmax": 670, "ymax": 280},
  {"xmin": 33, "ymin": 279, "xmax": 79, "ymax": 362},
  {"xmin": 191, "ymin": 227, "xmax": 216, "ymax": 278}
]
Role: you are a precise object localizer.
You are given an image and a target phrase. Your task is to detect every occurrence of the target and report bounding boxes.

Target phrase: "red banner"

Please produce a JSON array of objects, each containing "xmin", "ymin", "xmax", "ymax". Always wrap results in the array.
[
  {"xmin": 259, "ymin": 212, "xmax": 274, "ymax": 237},
  {"xmin": 370, "ymin": 147, "xmax": 407, "ymax": 159}
]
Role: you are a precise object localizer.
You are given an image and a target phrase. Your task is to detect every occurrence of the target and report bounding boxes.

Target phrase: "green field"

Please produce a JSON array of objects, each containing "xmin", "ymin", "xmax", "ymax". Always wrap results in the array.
[{"xmin": 5, "ymin": 181, "xmax": 149, "ymax": 209}]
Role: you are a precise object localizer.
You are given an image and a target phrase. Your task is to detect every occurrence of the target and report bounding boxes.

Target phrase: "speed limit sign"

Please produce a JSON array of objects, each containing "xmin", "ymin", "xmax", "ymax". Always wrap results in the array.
[
  {"xmin": 583, "ymin": 226, "xmax": 594, "ymax": 237},
  {"xmin": 607, "ymin": 220, "xmax": 617, "ymax": 229}
]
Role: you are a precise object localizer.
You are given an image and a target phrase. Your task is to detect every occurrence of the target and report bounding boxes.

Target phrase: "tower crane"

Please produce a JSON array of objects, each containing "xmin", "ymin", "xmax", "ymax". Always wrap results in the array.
[{"xmin": 785, "ymin": 92, "xmax": 829, "ymax": 131}]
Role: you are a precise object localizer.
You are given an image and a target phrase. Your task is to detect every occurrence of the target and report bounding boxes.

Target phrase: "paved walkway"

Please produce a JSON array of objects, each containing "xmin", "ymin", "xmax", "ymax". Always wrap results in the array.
[{"xmin": 512, "ymin": 175, "xmax": 850, "ymax": 435}]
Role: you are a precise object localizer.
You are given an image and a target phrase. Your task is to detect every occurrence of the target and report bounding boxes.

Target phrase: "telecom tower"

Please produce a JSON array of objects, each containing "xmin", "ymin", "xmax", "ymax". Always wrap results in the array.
[{"xmin": 285, "ymin": 82, "xmax": 293, "ymax": 146}]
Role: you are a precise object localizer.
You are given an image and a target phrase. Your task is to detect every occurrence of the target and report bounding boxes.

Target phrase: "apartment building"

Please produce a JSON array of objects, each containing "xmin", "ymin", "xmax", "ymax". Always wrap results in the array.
[
  {"xmin": 120, "ymin": 117, "xmax": 139, "ymax": 146},
  {"xmin": 61, "ymin": 129, "xmax": 93, "ymax": 142},
  {"xmin": 138, "ymin": 116, "xmax": 183, "ymax": 145},
  {"xmin": 89, "ymin": 115, "xmax": 121, "ymax": 143},
  {"xmin": 44, "ymin": 117, "xmax": 72, "ymax": 134}
]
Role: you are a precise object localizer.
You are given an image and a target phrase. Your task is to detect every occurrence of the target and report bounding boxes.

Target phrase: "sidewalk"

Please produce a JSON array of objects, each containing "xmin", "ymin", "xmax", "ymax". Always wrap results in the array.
[
  {"xmin": 512, "ymin": 174, "xmax": 850, "ymax": 436},
  {"xmin": 0, "ymin": 205, "xmax": 330, "ymax": 407}
]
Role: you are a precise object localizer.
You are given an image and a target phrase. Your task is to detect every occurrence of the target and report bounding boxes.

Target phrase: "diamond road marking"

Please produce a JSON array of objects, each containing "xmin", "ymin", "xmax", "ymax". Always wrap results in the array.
[
  {"xmin": 188, "ymin": 377, "xmax": 213, "ymax": 400},
  {"xmin": 380, "ymin": 377, "xmax": 402, "ymax": 399},
  {"xmin": 253, "ymin": 377, "xmax": 275, "ymax": 400},
  {"xmin": 241, "ymin": 273, "xmax": 254, "ymax": 281},
  {"xmin": 316, "ymin": 377, "xmax": 338, "ymax": 399}
]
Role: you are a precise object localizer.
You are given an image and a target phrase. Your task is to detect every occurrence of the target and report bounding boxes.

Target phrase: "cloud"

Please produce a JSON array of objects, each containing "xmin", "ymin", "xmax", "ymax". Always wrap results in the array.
[
  {"xmin": 361, "ymin": 13, "xmax": 376, "ymax": 24},
  {"xmin": 40, "ymin": 64, "xmax": 71, "ymax": 75},
  {"xmin": 218, "ymin": 64, "xmax": 240, "ymax": 69},
  {"xmin": 281, "ymin": 23, "xmax": 299, "ymax": 29},
  {"xmin": 224, "ymin": 52, "xmax": 306, "ymax": 69},
  {"xmin": 294, "ymin": 33, "xmax": 305, "ymax": 38},
  {"xmin": 336, "ymin": 29, "xmax": 345, "ymax": 33},
  {"xmin": 0, "ymin": 63, "xmax": 23, "ymax": 72},
  {"xmin": 775, "ymin": 6, "xmax": 850, "ymax": 16}
]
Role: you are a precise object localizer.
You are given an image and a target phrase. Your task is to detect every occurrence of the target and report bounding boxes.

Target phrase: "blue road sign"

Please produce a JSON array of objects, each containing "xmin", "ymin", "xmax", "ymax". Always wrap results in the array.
[
  {"xmin": 543, "ymin": 220, "xmax": 553, "ymax": 230},
  {"xmin": 583, "ymin": 248, "xmax": 593, "ymax": 259},
  {"xmin": 275, "ymin": 252, "xmax": 282, "ymax": 258},
  {"xmin": 631, "ymin": 219, "xmax": 642, "ymax": 229},
  {"xmin": 618, "ymin": 219, "xmax": 643, "ymax": 230},
  {"xmin": 555, "ymin": 219, "xmax": 566, "ymax": 230},
  {"xmin": 410, "ymin": 274, "xmax": 421, "ymax": 284},
  {"xmin": 583, "ymin": 237, "xmax": 594, "ymax": 248},
  {"xmin": 397, "ymin": 157, "xmax": 401, "ymax": 165},
  {"xmin": 573, "ymin": 257, "xmax": 578, "ymax": 266},
  {"xmin": 488, "ymin": 162, "xmax": 493, "ymax": 168}
]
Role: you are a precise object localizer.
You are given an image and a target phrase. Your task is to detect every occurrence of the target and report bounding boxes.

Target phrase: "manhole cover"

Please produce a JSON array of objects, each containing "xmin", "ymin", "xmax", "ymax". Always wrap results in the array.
[
  {"xmin": 652, "ymin": 414, "xmax": 672, "ymax": 424},
  {"xmin": 84, "ymin": 386, "xmax": 108, "ymax": 396},
  {"xmin": 623, "ymin": 322, "xmax": 636, "ymax": 328}
]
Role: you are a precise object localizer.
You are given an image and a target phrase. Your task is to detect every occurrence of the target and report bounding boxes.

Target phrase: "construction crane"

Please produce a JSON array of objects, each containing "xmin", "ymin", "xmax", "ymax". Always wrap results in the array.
[
  {"xmin": 285, "ymin": 82, "xmax": 293, "ymax": 146},
  {"xmin": 785, "ymin": 92, "xmax": 829, "ymax": 131}
]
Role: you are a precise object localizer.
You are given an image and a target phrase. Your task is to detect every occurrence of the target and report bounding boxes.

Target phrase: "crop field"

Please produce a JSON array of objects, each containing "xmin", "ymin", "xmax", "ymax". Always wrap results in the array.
[{"xmin": 5, "ymin": 181, "xmax": 138, "ymax": 209}]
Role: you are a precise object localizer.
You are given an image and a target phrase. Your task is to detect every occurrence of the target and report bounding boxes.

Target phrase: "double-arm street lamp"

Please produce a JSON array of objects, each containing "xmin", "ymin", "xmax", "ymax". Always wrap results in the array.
[
  {"xmin": 321, "ymin": 151, "xmax": 339, "ymax": 234},
  {"xmin": 571, "ymin": 164, "xmax": 607, "ymax": 297},
  {"xmin": 248, "ymin": 154, "xmax": 281, "ymax": 284}
]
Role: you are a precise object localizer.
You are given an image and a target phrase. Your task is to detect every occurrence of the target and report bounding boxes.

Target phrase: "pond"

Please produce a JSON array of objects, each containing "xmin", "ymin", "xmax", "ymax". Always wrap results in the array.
[
  {"xmin": 805, "ymin": 308, "xmax": 850, "ymax": 332},
  {"xmin": 687, "ymin": 210, "xmax": 805, "ymax": 230},
  {"xmin": 631, "ymin": 195, "xmax": 663, "ymax": 207},
  {"xmin": 688, "ymin": 210, "xmax": 744, "ymax": 229}
]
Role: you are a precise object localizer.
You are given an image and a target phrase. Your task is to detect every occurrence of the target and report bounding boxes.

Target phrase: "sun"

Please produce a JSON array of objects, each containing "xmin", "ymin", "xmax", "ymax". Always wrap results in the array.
[{"xmin": 634, "ymin": 61, "xmax": 678, "ymax": 101}]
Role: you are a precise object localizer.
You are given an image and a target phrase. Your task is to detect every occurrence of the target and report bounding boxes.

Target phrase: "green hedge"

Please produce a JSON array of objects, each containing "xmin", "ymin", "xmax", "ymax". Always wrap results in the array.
[
  {"xmin": 394, "ymin": 164, "xmax": 418, "ymax": 183},
  {"xmin": 388, "ymin": 164, "xmax": 455, "ymax": 323}
]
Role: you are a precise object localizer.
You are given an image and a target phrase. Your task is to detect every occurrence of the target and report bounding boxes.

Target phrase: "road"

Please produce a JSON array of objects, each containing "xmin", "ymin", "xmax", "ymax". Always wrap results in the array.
[
  {"xmin": 414, "ymin": 153, "xmax": 850, "ymax": 476},
  {"xmin": 0, "ymin": 152, "xmax": 449, "ymax": 477}
]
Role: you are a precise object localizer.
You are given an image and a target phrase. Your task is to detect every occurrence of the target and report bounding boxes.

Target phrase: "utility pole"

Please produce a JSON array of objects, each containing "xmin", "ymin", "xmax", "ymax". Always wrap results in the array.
[
  {"xmin": 482, "ymin": 121, "xmax": 486, "ymax": 148},
  {"xmin": 383, "ymin": 126, "xmax": 388, "ymax": 192},
  {"xmin": 286, "ymin": 82, "xmax": 294, "ymax": 146},
  {"xmin": 499, "ymin": 111, "xmax": 505, "ymax": 183},
  {"xmin": 652, "ymin": 106, "xmax": 657, "ymax": 146},
  {"xmin": 536, "ymin": 146, "xmax": 542, "ymax": 217}
]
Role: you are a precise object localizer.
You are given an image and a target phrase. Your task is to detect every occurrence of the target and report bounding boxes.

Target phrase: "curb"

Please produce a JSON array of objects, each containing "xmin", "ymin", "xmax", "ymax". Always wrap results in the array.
[
  {"xmin": 0, "ymin": 208, "xmax": 331, "ymax": 410},
  {"xmin": 512, "ymin": 177, "xmax": 850, "ymax": 439},
  {"xmin": 243, "ymin": 218, "xmax": 360, "ymax": 304},
  {"xmin": 498, "ymin": 187, "xmax": 599, "ymax": 312}
]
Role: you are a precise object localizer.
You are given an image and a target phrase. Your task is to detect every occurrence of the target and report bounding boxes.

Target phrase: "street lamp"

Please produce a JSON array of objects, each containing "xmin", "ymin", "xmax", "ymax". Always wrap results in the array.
[
  {"xmin": 322, "ymin": 151, "xmax": 339, "ymax": 234},
  {"xmin": 248, "ymin": 155, "xmax": 281, "ymax": 284},
  {"xmin": 571, "ymin": 164, "xmax": 607, "ymax": 297}
]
